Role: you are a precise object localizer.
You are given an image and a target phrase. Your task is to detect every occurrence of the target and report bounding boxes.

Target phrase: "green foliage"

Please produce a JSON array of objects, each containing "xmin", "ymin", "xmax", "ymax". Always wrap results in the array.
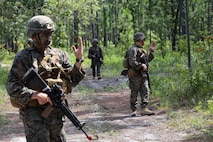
[
  {"xmin": 149, "ymin": 38, "xmax": 212, "ymax": 108},
  {"xmin": 0, "ymin": 66, "xmax": 9, "ymax": 97},
  {"xmin": 101, "ymin": 44, "xmax": 124, "ymax": 78},
  {"xmin": 0, "ymin": 49, "xmax": 13, "ymax": 107},
  {"xmin": 167, "ymin": 110, "xmax": 205, "ymax": 130},
  {"xmin": 207, "ymin": 99, "xmax": 213, "ymax": 114},
  {"xmin": 195, "ymin": 97, "xmax": 213, "ymax": 115},
  {"xmin": 167, "ymin": 108, "xmax": 213, "ymax": 142},
  {"xmin": 1, "ymin": 0, "xmax": 212, "ymax": 54},
  {"xmin": 0, "ymin": 48, "xmax": 15, "ymax": 64}
]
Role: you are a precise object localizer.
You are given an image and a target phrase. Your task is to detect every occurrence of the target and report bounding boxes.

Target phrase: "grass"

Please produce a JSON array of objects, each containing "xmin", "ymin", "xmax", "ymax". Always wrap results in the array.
[
  {"xmin": 167, "ymin": 108, "xmax": 213, "ymax": 141},
  {"xmin": 167, "ymin": 109, "xmax": 206, "ymax": 130}
]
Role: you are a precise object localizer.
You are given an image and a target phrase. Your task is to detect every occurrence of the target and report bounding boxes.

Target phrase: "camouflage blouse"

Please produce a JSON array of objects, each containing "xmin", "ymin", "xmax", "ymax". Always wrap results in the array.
[{"xmin": 6, "ymin": 45, "xmax": 85, "ymax": 109}]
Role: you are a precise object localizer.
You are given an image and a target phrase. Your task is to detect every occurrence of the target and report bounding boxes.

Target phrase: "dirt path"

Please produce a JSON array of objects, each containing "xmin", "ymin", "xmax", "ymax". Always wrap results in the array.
[{"xmin": 0, "ymin": 75, "xmax": 203, "ymax": 142}]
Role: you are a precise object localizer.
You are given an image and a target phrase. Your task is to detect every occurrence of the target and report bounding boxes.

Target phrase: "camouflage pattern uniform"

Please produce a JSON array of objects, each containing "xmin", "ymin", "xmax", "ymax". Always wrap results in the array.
[
  {"xmin": 127, "ymin": 32, "xmax": 155, "ymax": 116},
  {"xmin": 6, "ymin": 15, "xmax": 85, "ymax": 142},
  {"xmin": 88, "ymin": 38, "xmax": 104, "ymax": 79}
]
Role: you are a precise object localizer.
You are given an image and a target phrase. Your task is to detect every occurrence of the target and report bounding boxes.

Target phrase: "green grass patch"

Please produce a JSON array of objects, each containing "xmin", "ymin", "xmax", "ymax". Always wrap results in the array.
[
  {"xmin": 167, "ymin": 107, "xmax": 213, "ymax": 141},
  {"xmin": 167, "ymin": 109, "xmax": 206, "ymax": 130}
]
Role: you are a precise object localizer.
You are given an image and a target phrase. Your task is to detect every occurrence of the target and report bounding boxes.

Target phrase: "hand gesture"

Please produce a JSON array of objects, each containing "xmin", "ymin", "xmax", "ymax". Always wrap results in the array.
[
  {"xmin": 150, "ymin": 42, "xmax": 156, "ymax": 52},
  {"xmin": 72, "ymin": 37, "xmax": 83, "ymax": 59}
]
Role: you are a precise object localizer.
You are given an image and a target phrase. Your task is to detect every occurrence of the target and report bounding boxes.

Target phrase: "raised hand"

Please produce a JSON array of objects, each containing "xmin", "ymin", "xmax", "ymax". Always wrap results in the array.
[
  {"xmin": 150, "ymin": 42, "xmax": 156, "ymax": 52},
  {"xmin": 72, "ymin": 37, "xmax": 84, "ymax": 60}
]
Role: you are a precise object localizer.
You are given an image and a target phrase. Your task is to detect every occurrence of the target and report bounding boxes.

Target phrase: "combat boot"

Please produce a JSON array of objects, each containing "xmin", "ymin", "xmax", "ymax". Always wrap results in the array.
[
  {"xmin": 98, "ymin": 76, "xmax": 101, "ymax": 80},
  {"xmin": 141, "ymin": 107, "xmax": 155, "ymax": 116},
  {"xmin": 131, "ymin": 111, "xmax": 136, "ymax": 117}
]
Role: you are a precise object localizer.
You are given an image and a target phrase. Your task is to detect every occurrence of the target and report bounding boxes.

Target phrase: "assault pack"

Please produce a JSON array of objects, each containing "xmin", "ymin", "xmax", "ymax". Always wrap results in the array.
[
  {"xmin": 121, "ymin": 48, "xmax": 130, "ymax": 76},
  {"xmin": 123, "ymin": 49, "xmax": 130, "ymax": 69}
]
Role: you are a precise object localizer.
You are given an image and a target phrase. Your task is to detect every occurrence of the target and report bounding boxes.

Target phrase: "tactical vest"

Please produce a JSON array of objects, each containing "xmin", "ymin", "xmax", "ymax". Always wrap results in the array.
[
  {"xmin": 10, "ymin": 47, "xmax": 73, "ymax": 109},
  {"xmin": 127, "ymin": 47, "xmax": 148, "ymax": 78},
  {"xmin": 31, "ymin": 48, "xmax": 73, "ymax": 94},
  {"xmin": 123, "ymin": 47, "xmax": 147, "ymax": 69}
]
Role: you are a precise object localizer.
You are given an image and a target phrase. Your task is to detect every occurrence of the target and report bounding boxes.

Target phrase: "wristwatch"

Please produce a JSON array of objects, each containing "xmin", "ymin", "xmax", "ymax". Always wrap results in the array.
[{"xmin": 76, "ymin": 57, "xmax": 84, "ymax": 63}]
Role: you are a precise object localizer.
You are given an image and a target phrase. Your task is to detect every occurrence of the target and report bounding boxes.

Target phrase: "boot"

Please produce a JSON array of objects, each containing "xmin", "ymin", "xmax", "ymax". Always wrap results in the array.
[
  {"xmin": 131, "ymin": 111, "xmax": 136, "ymax": 117},
  {"xmin": 98, "ymin": 76, "xmax": 102, "ymax": 80},
  {"xmin": 141, "ymin": 107, "xmax": 155, "ymax": 116}
]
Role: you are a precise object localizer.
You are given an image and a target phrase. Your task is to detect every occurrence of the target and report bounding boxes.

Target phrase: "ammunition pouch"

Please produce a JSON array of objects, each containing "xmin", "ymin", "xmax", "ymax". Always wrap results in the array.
[{"xmin": 37, "ymin": 53, "xmax": 73, "ymax": 94}]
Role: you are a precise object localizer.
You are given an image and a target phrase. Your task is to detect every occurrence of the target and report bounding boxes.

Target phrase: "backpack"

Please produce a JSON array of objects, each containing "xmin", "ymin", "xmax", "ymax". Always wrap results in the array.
[{"xmin": 123, "ymin": 49, "xmax": 130, "ymax": 68}]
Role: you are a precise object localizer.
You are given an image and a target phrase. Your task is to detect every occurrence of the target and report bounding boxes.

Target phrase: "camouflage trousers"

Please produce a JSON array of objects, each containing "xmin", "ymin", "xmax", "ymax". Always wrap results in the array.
[
  {"xmin": 129, "ymin": 76, "xmax": 150, "ymax": 112},
  {"xmin": 91, "ymin": 61, "xmax": 102, "ymax": 77},
  {"xmin": 20, "ymin": 107, "xmax": 66, "ymax": 142}
]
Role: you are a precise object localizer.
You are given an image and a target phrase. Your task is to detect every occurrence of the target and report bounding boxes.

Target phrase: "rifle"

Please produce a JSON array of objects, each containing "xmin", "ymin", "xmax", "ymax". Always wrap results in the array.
[
  {"xmin": 140, "ymin": 53, "xmax": 152, "ymax": 91},
  {"xmin": 21, "ymin": 67, "xmax": 93, "ymax": 141}
]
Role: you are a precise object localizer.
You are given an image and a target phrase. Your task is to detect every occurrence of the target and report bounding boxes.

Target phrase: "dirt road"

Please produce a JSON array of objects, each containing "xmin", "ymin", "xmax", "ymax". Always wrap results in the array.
[{"xmin": 0, "ymin": 75, "xmax": 203, "ymax": 142}]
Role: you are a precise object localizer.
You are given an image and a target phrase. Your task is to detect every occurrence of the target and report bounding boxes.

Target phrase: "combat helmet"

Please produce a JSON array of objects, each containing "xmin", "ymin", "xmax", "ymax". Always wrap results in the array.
[
  {"xmin": 133, "ymin": 32, "xmax": 146, "ymax": 41},
  {"xmin": 27, "ymin": 15, "xmax": 55, "ymax": 37}
]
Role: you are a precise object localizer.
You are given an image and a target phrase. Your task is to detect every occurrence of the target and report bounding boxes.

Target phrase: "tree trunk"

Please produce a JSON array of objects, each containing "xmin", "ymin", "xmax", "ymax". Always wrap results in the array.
[
  {"xmin": 96, "ymin": 12, "xmax": 99, "ymax": 39},
  {"xmin": 149, "ymin": 0, "xmax": 152, "ymax": 43},
  {"xmin": 103, "ymin": 7, "xmax": 107, "ymax": 47},
  {"xmin": 73, "ymin": 10, "xmax": 79, "ymax": 47},
  {"xmin": 207, "ymin": 0, "xmax": 211, "ymax": 33},
  {"xmin": 179, "ymin": 0, "xmax": 186, "ymax": 35},
  {"xmin": 185, "ymin": 0, "xmax": 191, "ymax": 68},
  {"xmin": 91, "ymin": 7, "xmax": 95, "ymax": 39},
  {"xmin": 171, "ymin": 0, "xmax": 179, "ymax": 51}
]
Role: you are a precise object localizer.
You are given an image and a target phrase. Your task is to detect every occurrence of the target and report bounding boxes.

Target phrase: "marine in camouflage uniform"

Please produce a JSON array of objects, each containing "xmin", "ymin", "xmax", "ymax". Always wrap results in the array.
[
  {"xmin": 127, "ymin": 32, "xmax": 156, "ymax": 116},
  {"xmin": 88, "ymin": 38, "xmax": 104, "ymax": 80},
  {"xmin": 6, "ymin": 15, "xmax": 85, "ymax": 142}
]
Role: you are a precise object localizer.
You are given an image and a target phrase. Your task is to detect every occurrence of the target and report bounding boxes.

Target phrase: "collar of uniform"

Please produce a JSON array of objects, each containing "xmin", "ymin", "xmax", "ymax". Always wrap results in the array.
[{"xmin": 134, "ymin": 44, "xmax": 142, "ymax": 48}]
